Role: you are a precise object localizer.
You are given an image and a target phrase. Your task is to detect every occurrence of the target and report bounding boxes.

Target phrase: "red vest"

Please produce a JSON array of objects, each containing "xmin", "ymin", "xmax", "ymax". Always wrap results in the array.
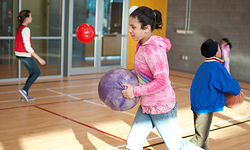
[{"xmin": 15, "ymin": 25, "xmax": 33, "ymax": 56}]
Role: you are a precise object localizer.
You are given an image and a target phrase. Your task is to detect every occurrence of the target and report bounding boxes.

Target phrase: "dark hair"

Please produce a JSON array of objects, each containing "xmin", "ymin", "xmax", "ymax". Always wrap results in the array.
[
  {"xmin": 130, "ymin": 6, "xmax": 163, "ymax": 31},
  {"xmin": 16, "ymin": 10, "xmax": 31, "ymax": 32},
  {"xmin": 222, "ymin": 38, "xmax": 232, "ymax": 48},
  {"xmin": 201, "ymin": 39, "xmax": 213, "ymax": 56}
]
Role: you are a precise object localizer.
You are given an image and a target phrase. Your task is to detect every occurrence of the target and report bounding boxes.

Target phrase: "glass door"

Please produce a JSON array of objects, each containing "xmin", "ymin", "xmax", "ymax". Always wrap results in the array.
[
  {"xmin": 68, "ymin": 0, "xmax": 97, "ymax": 75},
  {"xmin": 68, "ymin": 0, "xmax": 129, "ymax": 75},
  {"xmin": 0, "ymin": 0, "xmax": 63, "ymax": 80}
]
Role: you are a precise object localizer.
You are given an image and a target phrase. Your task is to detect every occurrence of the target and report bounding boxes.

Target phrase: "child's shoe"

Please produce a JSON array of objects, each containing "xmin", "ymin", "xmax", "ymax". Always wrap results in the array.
[
  {"xmin": 18, "ymin": 89, "xmax": 29, "ymax": 102},
  {"xmin": 20, "ymin": 96, "xmax": 35, "ymax": 101}
]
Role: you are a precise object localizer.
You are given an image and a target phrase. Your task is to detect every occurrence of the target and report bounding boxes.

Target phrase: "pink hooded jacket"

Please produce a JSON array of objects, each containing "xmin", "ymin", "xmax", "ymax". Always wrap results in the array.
[
  {"xmin": 221, "ymin": 44, "xmax": 230, "ymax": 59},
  {"xmin": 132, "ymin": 35, "xmax": 176, "ymax": 113}
]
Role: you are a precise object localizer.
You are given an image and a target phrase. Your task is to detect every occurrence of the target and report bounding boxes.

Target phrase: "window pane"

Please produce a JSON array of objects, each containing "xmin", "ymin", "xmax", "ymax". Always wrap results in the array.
[
  {"xmin": 0, "ymin": 39, "xmax": 17, "ymax": 79},
  {"xmin": 21, "ymin": 39, "xmax": 61, "ymax": 77},
  {"xmin": 101, "ymin": 0, "xmax": 123, "ymax": 66},
  {"xmin": 0, "ymin": 0, "xmax": 18, "ymax": 36},
  {"xmin": 103, "ymin": 0, "xmax": 123, "ymax": 34},
  {"xmin": 73, "ymin": 0, "xmax": 96, "ymax": 34},
  {"xmin": 72, "ymin": 37, "xmax": 95, "ymax": 68},
  {"xmin": 21, "ymin": 0, "xmax": 62, "ymax": 36},
  {"xmin": 101, "ymin": 36, "xmax": 121, "ymax": 66}
]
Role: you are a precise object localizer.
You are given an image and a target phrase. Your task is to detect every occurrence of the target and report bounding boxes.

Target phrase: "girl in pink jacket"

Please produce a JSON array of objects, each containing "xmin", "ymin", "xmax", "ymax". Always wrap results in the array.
[
  {"xmin": 122, "ymin": 6, "xmax": 204, "ymax": 150},
  {"xmin": 220, "ymin": 38, "xmax": 232, "ymax": 74}
]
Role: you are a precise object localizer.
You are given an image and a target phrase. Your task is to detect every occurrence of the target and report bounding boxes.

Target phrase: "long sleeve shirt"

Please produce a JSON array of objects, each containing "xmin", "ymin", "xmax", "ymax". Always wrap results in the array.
[
  {"xmin": 15, "ymin": 24, "xmax": 34, "ymax": 57},
  {"xmin": 190, "ymin": 57, "xmax": 241, "ymax": 113},
  {"xmin": 132, "ymin": 35, "xmax": 176, "ymax": 114}
]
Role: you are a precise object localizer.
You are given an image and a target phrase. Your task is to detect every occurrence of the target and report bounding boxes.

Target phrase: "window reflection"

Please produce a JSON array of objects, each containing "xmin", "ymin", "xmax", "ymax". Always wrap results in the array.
[
  {"xmin": 21, "ymin": 39, "xmax": 61, "ymax": 77},
  {"xmin": 0, "ymin": 0, "xmax": 18, "ymax": 37},
  {"xmin": 103, "ymin": 0, "xmax": 123, "ymax": 34},
  {"xmin": 72, "ymin": 0, "xmax": 96, "ymax": 68},
  {"xmin": 21, "ymin": 0, "xmax": 62, "ymax": 36},
  {"xmin": 101, "ymin": 0, "xmax": 123, "ymax": 66},
  {"xmin": 73, "ymin": 0, "xmax": 96, "ymax": 33},
  {"xmin": 0, "ymin": 39, "xmax": 17, "ymax": 79},
  {"xmin": 0, "ymin": 0, "xmax": 63, "ymax": 79}
]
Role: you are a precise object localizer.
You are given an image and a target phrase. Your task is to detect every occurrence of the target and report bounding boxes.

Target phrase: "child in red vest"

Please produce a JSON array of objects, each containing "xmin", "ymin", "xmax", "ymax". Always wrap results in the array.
[{"xmin": 15, "ymin": 10, "xmax": 46, "ymax": 102}]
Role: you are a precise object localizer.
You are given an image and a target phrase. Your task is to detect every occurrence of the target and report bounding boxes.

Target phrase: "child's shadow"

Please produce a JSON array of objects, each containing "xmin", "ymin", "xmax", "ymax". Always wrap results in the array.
[{"xmin": 71, "ymin": 104, "xmax": 162, "ymax": 150}]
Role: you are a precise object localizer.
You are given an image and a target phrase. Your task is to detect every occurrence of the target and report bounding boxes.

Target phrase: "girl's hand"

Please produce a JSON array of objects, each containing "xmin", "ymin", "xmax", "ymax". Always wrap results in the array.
[
  {"xmin": 122, "ymin": 83, "xmax": 135, "ymax": 99},
  {"xmin": 38, "ymin": 58, "xmax": 46, "ymax": 65},
  {"xmin": 31, "ymin": 52, "xmax": 46, "ymax": 65}
]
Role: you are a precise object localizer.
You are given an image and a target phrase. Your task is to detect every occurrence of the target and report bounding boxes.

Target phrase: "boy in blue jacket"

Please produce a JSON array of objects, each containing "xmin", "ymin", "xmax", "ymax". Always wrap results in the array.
[{"xmin": 189, "ymin": 39, "xmax": 243, "ymax": 150}]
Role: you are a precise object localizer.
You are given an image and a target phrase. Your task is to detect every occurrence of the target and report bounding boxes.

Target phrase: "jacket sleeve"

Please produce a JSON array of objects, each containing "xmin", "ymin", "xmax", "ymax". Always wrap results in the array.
[
  {"xmin": 212, "ymin": 65, "xmax": 241, "ymax": 96},
  {"xmin": 22, "ymin": 27, "xmax": 34, "ymax": 54},
  {"xmin": 133, "ymin": 45, "xmax": 170, "ymax": 96}
]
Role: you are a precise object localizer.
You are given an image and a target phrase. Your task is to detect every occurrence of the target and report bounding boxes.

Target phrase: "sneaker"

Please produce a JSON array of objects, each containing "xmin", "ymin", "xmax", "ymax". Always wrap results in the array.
[
  {"xmin": 20, "ymin": 96, "xmax": 35, "ymax": 101},
  {"xmin": 18, "ymin": 89, "xmax": 29, "ymax": 102}
]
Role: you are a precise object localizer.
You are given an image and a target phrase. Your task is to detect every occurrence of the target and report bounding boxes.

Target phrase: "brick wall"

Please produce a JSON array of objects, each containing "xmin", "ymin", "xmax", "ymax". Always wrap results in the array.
[{"xmin": 166, "ymin": 0, "xmax": 250, "ymax": 83}]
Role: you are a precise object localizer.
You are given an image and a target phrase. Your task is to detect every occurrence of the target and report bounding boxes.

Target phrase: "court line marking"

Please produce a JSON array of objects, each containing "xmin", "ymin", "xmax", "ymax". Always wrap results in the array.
[
  {"xmin": 45, "ymin": 89, "xmax": 136, "ymax": 117},
  {"xmin": 245, "ymin": 96, "xmax": 250, "ymax": 100},
  {"xmin": 0, "ymin": 95, "xmax": 64, "ymax": 103},
  {"xmin": 102, "ymin": 115, "xmax": 250, "ymax": 150},
  {"xmin": 0, "ymin": 82, "xmax": 186, "ymax": 95},
  {"xmin": 34, "ymin": 105, "xmax": 127, "ymax": 142},
  {"xmin": 1, "ymin": 82, "xmax": 249, "ymax": 116},
  {"xmin": 141, "ymin": 119, "xmax": 250, "ymax": 149},
  {"xmin": 83, "ymin": 100, "xmax": 136, "ymax": 116},
  {"xmin": 0, "ymin": 77, "xmax": 102, "ymax": 87},
  {"xmin": 1, "ymin": 82, "xmax": 249, "ymax": 135},
  {"xmin": 0, "ymin": 86, "xmax": 135, "ymax": 117},
  {"xmin": 0, "ymin": 82, "xmax": 187, "ymax": 103},
  {"xmin": 1, "ymin": 78, "xmax": 250, "ymax": 149},
  {"xmin": 0, "ymin": 83, "xmax": 98, "ymax": 94}
]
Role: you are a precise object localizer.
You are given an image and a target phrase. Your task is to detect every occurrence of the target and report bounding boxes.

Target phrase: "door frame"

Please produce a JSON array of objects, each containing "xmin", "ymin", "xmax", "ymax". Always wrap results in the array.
[{"xmin": 67, "ymin": 0, "xmax": 129, "ymax": 76}]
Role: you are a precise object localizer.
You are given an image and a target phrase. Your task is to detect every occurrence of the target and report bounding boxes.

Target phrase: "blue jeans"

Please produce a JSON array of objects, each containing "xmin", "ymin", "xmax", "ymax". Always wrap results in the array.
[
  {"xmin": 126, "ymin": 103, "xmax": 204, "ymax": 150},
  {"xmin": 19, "ymin": 57, "xmax": 41, "ymax": 95}
]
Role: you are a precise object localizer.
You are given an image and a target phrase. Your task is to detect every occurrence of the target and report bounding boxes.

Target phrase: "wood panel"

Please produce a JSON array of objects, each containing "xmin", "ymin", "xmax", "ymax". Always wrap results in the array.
[{"xmin": 0, "ymin": 70, "xmax": 250, "ymax": 150}]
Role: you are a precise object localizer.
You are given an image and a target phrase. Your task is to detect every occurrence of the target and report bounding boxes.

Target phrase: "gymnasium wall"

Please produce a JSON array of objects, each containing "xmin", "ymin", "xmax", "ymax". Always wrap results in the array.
[
  {"xmin": 166, "ymin": 0, "xmax": 250, "ymax": 83},
  {"xmin": 127, "ymin": 0, "xmax": 168, "ymax": 69}
]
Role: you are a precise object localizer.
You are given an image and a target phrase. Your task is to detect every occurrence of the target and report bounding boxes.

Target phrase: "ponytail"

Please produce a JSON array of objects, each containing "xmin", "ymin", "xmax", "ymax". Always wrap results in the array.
[
  {"xmin": 16, "ymin": 10, "xmax": 31, "ymax": 33},
  {"xmin": 153, "ymin": 9, "xmax": 163, "ymax": 30}
]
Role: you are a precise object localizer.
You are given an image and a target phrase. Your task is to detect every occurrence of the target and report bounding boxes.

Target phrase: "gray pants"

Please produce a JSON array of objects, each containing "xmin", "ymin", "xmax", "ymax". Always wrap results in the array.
[{"xmin": 190, "ymin": 112, "xmax": 213, "ymax": 150}]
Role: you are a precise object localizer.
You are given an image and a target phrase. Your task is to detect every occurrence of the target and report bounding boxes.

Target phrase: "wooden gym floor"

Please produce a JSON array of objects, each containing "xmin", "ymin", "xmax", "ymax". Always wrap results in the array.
[{"xmin": 0, "ymin": 70, "xmax": 250, "ymax": 150}]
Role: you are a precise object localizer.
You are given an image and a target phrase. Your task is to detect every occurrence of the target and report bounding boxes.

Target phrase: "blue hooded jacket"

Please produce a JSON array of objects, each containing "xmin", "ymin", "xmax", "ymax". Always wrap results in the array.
[{"xmin": 190, "ymin": 57, "xmax": 241, "ymax": 113}]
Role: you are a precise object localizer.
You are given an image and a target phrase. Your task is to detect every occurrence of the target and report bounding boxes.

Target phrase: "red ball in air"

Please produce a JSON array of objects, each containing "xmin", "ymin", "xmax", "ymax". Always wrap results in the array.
[{"xmin": 76, "ymin": 23, "xmax": 95, "ymax": 43}]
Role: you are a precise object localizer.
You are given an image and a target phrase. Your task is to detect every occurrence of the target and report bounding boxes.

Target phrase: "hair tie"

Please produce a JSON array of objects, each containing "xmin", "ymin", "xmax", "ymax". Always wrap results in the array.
[
  {"xmin": 129, "ymin": 6, "xmax": 138, "ymax": 15},
  {"xmin": 154, "ymin": 12, "xmax": 156, "ymax": 17}
]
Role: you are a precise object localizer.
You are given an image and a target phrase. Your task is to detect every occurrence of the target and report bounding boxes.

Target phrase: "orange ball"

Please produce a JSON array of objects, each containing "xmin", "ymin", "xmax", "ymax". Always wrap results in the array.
[
  {"xmin": 225, "ymin": 90, "xmax": 244, "ymax": 109},
  {"xmin": 76, "ymin": 23, "xmax": 95, "ymax": 43}
]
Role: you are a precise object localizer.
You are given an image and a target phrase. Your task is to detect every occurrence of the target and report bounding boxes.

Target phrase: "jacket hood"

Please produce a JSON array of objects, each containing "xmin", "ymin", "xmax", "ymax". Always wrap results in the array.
[{"xmin": 137, "ymin": 35, "xmax": 172, "ymax": 52}]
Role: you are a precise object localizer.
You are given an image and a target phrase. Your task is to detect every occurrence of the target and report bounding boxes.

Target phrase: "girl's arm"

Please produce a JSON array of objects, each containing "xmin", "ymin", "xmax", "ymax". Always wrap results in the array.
[
  {"xmin": 22, "ymin": 27, "xmax": 46, "ymax": 65},
  {"xmin": 31, "ymin": 51, "xmax": 46, "ymax": 65}
]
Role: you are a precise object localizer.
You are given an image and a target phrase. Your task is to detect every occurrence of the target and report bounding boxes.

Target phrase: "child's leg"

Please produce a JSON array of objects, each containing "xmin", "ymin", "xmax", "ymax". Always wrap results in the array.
[
  {"xmin": 126, "ymin": 106, "xmax": 154, "ymax": 150},
  {"xmin": 224, "ymin": 60, "xmax": 230, "ymax": 74},
  {"xmin": 20, "ymin": 57, "xmax": 41, "ymax": 94},
  {"xmin": 151, "ymin": 103, "xmax": 204, "ymax": 150},
  {"xmin": 190, "ymin": 112, "xmax": 213, "ymax": 150}
]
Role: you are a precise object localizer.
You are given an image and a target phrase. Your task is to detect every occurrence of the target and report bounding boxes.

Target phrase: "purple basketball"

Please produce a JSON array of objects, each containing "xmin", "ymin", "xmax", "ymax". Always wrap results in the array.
[{"xmin": 98, "ymin": 68, "xmax": 139, "ymax": 111}]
